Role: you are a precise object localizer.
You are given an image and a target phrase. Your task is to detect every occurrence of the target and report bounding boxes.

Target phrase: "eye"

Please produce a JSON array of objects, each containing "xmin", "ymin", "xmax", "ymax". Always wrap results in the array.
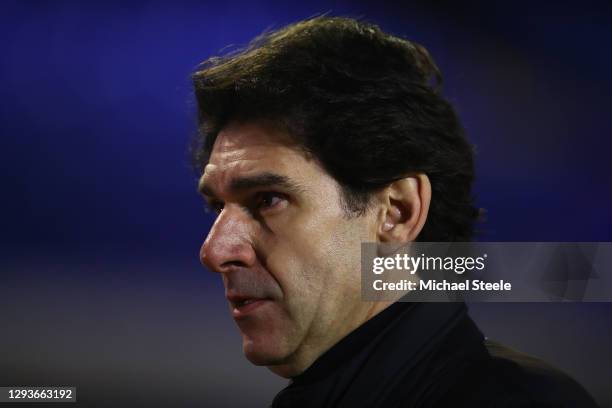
[{"xmin": 254, "ymin": 192, "xmax": 286, "ymax": 212}]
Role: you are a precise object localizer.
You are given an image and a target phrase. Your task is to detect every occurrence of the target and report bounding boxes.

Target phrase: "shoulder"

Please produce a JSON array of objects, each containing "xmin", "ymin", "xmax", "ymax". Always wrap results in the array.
[{"xmin": 446, "ymin": 339, "xmax": 600, "ymax": 408}]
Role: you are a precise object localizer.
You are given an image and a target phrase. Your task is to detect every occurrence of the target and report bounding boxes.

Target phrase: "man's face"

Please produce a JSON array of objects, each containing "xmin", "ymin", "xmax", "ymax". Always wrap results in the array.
[{"xmin": 199, "ymin": 121, "xmax": 380, "ymax": 377}]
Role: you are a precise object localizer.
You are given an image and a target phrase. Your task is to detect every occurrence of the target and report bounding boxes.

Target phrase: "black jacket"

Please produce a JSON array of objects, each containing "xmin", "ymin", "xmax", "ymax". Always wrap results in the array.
[{"xmin": 271, "ymin": 302, "xmax": 598, "ymax": 408}]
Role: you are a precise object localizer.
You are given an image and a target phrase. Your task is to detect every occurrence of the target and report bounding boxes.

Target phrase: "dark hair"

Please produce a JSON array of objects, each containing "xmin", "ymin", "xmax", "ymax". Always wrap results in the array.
[{"xmin": 192, "ymin": 16, "xmax": 479, "ymax": 241}]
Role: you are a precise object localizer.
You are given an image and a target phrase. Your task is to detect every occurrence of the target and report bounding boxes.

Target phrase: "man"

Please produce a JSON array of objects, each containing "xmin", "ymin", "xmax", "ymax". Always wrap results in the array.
[{"xmin": 192, "ymin": 17, "xmax": 598, "ymax": 407}]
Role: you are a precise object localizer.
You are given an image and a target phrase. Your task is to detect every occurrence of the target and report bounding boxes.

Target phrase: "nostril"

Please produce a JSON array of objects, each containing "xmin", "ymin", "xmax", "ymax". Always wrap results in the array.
[{"xmin": 221, "ymin": 259, "xmax": 249, "ymax": 270}]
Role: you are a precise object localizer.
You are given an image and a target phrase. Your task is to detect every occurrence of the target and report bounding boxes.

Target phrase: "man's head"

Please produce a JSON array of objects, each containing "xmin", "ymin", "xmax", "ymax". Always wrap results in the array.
[{"xmin": 193, "ymin": 17, "xmax": 478, "ymax": 377}]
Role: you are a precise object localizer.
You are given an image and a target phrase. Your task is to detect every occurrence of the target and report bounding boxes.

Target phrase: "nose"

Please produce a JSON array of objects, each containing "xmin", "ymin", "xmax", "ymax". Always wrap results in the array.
[{"xmin": 200, "ymin": 205, "xmax": 257, "ymax": 273}]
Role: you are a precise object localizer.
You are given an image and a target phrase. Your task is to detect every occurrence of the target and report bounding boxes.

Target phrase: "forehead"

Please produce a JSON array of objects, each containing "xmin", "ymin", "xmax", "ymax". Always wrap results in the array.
[{"xmin": 199, "ymin": 121, "xmax": 319, "ymax": 190}]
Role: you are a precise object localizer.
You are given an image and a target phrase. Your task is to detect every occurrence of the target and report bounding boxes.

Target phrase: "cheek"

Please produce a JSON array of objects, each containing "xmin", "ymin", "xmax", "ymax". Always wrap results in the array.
[
  {"xmin": 269, "ymin": 213, "xmax": 366, "ymax": 297},
  {"xmin": 256, "ymin": 217, "xmax": 337, "ymax": 304}
]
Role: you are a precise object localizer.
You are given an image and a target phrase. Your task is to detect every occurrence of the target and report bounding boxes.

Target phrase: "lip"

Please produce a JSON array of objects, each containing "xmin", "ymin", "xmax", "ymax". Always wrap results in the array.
[{"xmin": 230, "ymin": 298, "xmax": 270, "ymax": 318}]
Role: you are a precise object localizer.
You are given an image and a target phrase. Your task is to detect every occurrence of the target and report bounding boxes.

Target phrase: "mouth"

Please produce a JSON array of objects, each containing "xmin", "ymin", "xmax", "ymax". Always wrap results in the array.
[{"xmin": 228, "ymin": 296, "xmax": 271, "ymax": 318}]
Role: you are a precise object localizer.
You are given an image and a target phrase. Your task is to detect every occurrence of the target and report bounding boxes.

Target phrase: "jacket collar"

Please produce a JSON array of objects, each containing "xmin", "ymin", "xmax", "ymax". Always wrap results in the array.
[{"xmin": 272, "ymin": 301, "xmax": 472, "ymax": 408}]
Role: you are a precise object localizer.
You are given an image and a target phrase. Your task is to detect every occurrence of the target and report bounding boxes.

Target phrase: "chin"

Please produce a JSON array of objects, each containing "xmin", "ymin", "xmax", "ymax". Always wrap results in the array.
[
  {"xmin": 242, "ymin": 335, "xmax": 290, "ymax": 366},
  {"xmin": 242, "ymin": 335, "xmax": 303, "ymax": 378}
]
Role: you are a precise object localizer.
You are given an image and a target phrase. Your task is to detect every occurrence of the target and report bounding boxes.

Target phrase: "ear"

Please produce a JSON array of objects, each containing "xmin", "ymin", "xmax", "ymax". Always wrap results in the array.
[{"xmin": 377, "ymin": 174, "xmax": 431, "ymax": 243}]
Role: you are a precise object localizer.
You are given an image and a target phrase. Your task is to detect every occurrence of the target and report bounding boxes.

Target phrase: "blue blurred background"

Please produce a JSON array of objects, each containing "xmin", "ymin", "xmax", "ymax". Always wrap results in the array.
[{"xmin": 2, "ymin": 0, "xmax": 611, "ymax": 406}]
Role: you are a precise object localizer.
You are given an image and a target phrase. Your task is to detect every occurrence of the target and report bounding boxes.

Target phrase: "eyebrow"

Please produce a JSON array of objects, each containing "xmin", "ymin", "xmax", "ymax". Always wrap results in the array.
[{"xmin": 198, "ymin": 172, "xmax": 305, "ymax": 199}]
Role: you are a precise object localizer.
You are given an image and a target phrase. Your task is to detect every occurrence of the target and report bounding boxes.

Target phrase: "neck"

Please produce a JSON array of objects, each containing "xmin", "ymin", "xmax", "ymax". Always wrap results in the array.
[{"xmin": 267, "ymin": 300, "xmax": 395, "ymax": 378}]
